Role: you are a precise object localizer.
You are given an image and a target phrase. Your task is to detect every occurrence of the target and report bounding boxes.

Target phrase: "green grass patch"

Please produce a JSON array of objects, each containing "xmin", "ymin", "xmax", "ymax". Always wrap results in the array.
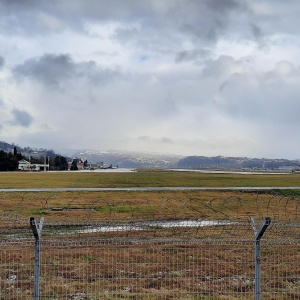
[
  {"xmin": 94, "ymin": 205, "xmax": 139, "ymax": 213},
  {"xmin": 271, "ymin": 189, "xmax": 300, "ymax": 196},
  {"xmin": 0, "ymin": 169, "xmax": 300, "ymax": 188}
]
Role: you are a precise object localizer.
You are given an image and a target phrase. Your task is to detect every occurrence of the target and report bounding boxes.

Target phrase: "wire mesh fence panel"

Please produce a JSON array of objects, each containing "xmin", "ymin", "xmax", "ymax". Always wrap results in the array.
[
  {"xmin": 35, "ymin": 220, "xmax": 255, "ymax": 299},
  {"xmin": 38, "ymin": 238, "xmax": 255, "ymax": 300},
  {"xmin": 259, "ymin": 221, "xmax": 300, "ymax": 300},
  {"xmin": 260, "ymin": 241, "xmax": 300, "ymax": 300},
  {"xmin": 0, "ymin": 241, "xmax": 34, "ymax": 299},
  {"xmin": 0, "ymin": 216, "xmax": 34, "ymax": 299},
  {"xmin": 37, "ymin": 218, "xmax": 300, "ymax": 300},
  {"xmin": 2, "ymin": 191, "xmax": 300, "ymax": 299}
]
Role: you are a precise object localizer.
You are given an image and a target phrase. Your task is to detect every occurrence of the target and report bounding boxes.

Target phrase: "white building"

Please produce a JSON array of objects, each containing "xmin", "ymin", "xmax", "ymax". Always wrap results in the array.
[
  {"xmin": 278, "ymin": 166, "xmax": 299, "ymax": 172},
  {"xmin": 18, "ymin": 159, "xmax": 49, "ymax": 171},
  {"xmin": 18, "ymin": 159, "xmax": 31, "ymax": 171}
]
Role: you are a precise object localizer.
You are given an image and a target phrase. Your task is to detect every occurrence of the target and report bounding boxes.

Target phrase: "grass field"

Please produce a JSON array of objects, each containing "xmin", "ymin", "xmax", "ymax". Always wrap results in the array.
[
  {"xmin": 0, "ymin": 169, "xmax": 300, "ymax": 188},
  {"xmin": 0, "ymin": 189, "xmax": 276, "ymax": 221},
  {"xmin": 1, "ymin": 170, "xmax": 299, "ymax": 299},
  {"xmin": 0, "ymin": 169, "xmax": 299, "ymax": 221}
]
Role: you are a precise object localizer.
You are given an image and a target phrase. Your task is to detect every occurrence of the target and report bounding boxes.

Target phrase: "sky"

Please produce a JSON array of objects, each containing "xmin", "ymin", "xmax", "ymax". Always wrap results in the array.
[{"xmin": 0, "ymin": 0, "xmax": 300, "ymax": 159}]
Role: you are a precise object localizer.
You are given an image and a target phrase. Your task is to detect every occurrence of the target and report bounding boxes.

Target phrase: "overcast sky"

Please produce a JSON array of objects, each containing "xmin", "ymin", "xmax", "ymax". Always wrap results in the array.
[{"xmin": 0, "ymin": 0, "xmax": 299, "ymax": 159}]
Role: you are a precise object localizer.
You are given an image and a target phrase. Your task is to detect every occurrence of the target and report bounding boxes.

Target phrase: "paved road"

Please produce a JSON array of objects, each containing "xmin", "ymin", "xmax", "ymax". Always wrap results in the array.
[{"xmin": 0, "ymin": 186, "xmax": 300, "ymax": 192}]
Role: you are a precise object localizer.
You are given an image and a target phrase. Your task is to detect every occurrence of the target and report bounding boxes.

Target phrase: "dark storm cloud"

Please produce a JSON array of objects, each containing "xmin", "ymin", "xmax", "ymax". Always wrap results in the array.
[
  {"xmin": 251, "ymin": 23, "xmax": 263, "ymax": 40},
  {"xmin": 0, "ymin": 0, "xmax": 149, "ymax": 20},
  {"xmin": 176, "ymin": 0, "xmax": 247, "ymax": 42},
  {"xmin": 0, "ymin": 0, "xmax": 151, "ymax": 35},
  {"xmin": 0, "ymin": 0, "xmax": 298, "ymax": 48},
  {"xmin": 114, "ymin": 0, "xmax": 249, "ymax": 53},
  {"xmin": 0, "ymin": 0, "xmax": 250, "ymax": 49},
  {"xmin": 14, "ymin": 54, "xmax": 75, "ymax": 87},
  {"xmin": 11, "ymin": 108, "xmax": 33, "ymax": 127},
  {"xmin": 79, "ymin": 61, "xmax": 120, "ymax": 86},
  {"xmin": 0, "ymin": 56, "xmax": 4, "ymax": 68},
  {"xmin": 205, "ymin": 0, "xmax": 244, "ymax": 12},
  {"xmin": 1, "ymin": 0, "xmax": 36, "ymax": 7},
  {"xmin": 13, "ymin": 54, "xmax": 119, "ymax": 88},
  {"xmin": 249, "ymin": 23, "xmax": 268, "ymax": 48},
  {"xmin": 0, "ymin": 1, "xmax": 68, "ymax": 34},
  {"xmin": 175, "ymin": 49, "xmax": 211, "ymax": 64},
  {"xmin": 0, "ymin": 0, "xmax": 37, "ymax": 17}
]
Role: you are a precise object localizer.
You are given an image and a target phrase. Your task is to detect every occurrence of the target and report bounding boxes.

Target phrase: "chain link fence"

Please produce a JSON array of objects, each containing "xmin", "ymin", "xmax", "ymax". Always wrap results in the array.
[{"xmin": 0, "ymin": 191, "xmax": 300, "ymax": 299}]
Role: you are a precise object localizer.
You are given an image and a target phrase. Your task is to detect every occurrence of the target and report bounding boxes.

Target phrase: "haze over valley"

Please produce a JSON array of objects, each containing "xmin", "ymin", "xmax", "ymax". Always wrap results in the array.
[{"xmin": 1, "ymin": 141, "xmax": 299, "ymax": 171}]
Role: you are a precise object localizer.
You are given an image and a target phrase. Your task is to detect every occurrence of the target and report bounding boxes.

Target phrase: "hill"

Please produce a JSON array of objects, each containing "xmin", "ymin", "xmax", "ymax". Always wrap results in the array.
[
  {"xmin": 177, "ymin": 155, "xmax": 300, "ymax": 170},
  {"xmin": 72, "ymin": 149, "xmax": 181, "ymax": 168},
  {"xmin": 1, "ymin": 141, "xmax": 299, "ymax": 170},
  {"xmin": 0, "ymin": 141, "xmax": 58, "ymax": 160}
]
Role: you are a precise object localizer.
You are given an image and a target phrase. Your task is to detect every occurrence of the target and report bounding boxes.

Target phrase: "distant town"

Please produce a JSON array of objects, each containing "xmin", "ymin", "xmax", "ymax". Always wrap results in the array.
[
  {"xmin": 1, "ymin": 140, "xmax": 300, "ymax": 172},
  {"xmin": 0, "ymin": 141, "xmax": 118, "ymax": 172},
  {"xmin": 18, "ymin": 157, "xmax": 116, "ymax": 171}
]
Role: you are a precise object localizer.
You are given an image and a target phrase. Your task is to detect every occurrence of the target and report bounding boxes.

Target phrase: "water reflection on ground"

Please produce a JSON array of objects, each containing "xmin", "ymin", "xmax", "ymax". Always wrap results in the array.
[{"xmin": 63, "ymin": 220, "xmax": 234, "ymax": 234}]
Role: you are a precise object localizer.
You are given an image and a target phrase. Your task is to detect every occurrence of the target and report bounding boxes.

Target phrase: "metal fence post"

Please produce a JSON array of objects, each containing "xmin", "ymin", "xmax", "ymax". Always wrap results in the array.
[
  {"xmin": 251, "ymin": 217, "xmax": 271, "ymax": 300},
  {"xmin": 30, "ymin": 217, "xmax": 44, "ymax": 300}
]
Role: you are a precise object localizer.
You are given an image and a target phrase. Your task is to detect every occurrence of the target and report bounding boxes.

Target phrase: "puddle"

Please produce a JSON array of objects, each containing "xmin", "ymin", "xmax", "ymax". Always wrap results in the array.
[{"xmin": 67, "ymin": 220, "xmax": 233, "ymax": 234}]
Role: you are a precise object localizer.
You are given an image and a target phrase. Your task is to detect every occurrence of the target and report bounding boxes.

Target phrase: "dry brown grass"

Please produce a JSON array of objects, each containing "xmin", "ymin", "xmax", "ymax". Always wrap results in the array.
[
  {"xmin": 0, "ymin": 190, "xmax": 298, "ymax": 223},
  {"xmin": 1, "ymin": 173, "xmax": 300, "ymax": 299},
  {"xmin": 1, "ymin": 235, "xmax": 298, "ymax": 299}
]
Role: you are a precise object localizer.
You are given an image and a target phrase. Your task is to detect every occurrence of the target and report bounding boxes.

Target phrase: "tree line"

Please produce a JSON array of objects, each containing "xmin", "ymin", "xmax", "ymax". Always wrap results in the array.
[
  {"xmin": 0, "ymin": 147, "xmax": 23, "ymax": 171},
  {"xmin": 0, "ymin": 147, "xmax": 69, "ymax": 171}
]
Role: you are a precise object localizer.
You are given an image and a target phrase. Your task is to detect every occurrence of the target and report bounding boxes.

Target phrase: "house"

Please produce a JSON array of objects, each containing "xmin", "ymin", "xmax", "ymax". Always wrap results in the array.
[
  {"xmin": 18, "ymin": 159, "xmax": 49, "ymax": 171},
  {"xmin": 18, "ymin": 159, "xmax": 31, "ymax": 171},
  {"xmin": 68, "ymin": 158, "xmax": 85, "ymax": 170}
]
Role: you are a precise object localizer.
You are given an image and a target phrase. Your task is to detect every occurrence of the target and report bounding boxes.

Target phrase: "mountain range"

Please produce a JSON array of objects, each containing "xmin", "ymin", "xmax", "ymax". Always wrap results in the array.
[{"xmin": 1, "ymin": 141, "xmax": 299, "ymax": 170}]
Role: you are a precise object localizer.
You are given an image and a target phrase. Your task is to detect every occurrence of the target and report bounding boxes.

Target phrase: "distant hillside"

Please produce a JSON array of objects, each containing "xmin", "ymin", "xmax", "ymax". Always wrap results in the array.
[
  {"xmin": 72, "ymin": 150, "xmax": 300, "ymax": 170},
  {"xmin": 1, "ymin": 141, "xmax": 299, "ymax": 170},
  {"xmin": 0, "ymin": 141, "xmax": 15, "ymax": 152},
  {"xmin": 177, "ymin": 156, "xmax": 300, "ymax": 170},
  {"xmin": 73, "ymin": 149, "xmax": 182, "ymax": 168},
  {"xmin": 0, "ymin": 141, "xmax": 59, "ymax": 160}
]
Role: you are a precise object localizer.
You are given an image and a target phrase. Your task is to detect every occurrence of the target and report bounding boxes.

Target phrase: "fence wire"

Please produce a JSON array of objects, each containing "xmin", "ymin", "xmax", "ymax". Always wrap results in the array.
[
  {"xmin": 1, "ymin": 191, "xmax": 300, "ymax": 299},
  {"xmin": 0, "ymin": 215, "xmax": 34, "ymax": 299},
  {"xmin": 39, "ymin": 238, "xmax": 254, "ymax": 299},
  {"xmin": 1, "ymin": 190, "xmax": 300, "ymax": 222}
]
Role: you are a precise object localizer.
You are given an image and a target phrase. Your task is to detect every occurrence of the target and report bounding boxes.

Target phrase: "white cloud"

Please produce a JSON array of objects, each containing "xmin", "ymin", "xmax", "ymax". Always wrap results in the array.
[{"xmin": 0, "ymin": 0, "xmax": 299, "ymax": 158}]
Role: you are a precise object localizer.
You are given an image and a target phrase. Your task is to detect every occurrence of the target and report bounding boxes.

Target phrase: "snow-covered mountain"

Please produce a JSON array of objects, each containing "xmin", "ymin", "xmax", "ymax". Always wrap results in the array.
[
  {"xmin": 1, "ymin": 141, "xmax": 299, "ymax": 170},
  {"xmin": 72, "ymin": 149, "xmax": 182, "ymax": 168}
]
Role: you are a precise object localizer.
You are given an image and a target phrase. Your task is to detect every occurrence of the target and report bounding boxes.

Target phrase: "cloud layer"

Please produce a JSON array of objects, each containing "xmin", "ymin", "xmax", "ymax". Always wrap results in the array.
[{"xmin": 0, "ymin": 0, "xmax": 299, "ymax": 159}]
